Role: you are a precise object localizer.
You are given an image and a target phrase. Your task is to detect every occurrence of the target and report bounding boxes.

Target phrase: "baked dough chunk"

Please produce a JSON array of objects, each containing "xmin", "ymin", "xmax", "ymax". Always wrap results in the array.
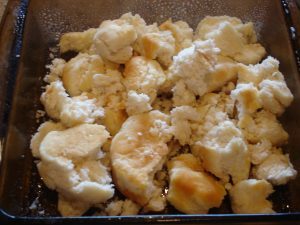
[
  {"xmin": 92, "ymin": 69, "xmax": 126, "ymax": 109},
  {"xmin": 58, "ymin": 194, "xmax": 90, "ymax": 217},
  {"xmin": 194, "ymin": 92, "xmax": 235, "ymax": 136},
  {"xmin": 259, "ymin": 76, "xmax": 294, "ymax": 116},
  {"xmin": 37, "ymin": 124, "xmax": 114, "ymax": 216},
  {"xmin": 238, "ymin": 56, "xmax": 279, "ymax": 85},
  {"xmin": 60, "ymin": 95, "xmax": 104, "ymax": 127},
  {"xmin": 136, "ymin": 30, "xmax": 176, "ymax": 67},
  {"xmin": 196, "ymin": 16, "xmax": 257, "ymax": 43},
  {"xmin": 248, "ymin": 139, "xmax": 272, "ymax": 165},
  {"xmin": 101, "ymin": 108, "xmax": 127, "ymax": 136},
  {"xmin": 126, "ymin": 90, "xmax": 152, "ymax": 116},
  {"xmin": 229, "ymin": 179, "xmax": 274, "ymax": 214},
  {"xmin": 120, "ymin": 12, "xmax": 159, "ymax": 46},
  {"xmin": 172, "ymin": 80, "xmax": 196, "ymax": 107},
  {"xmin": 110, "ymin": 110, "xmax": 172, "ymax": 211},
  {"xmin": 170, "ymin": 106, "xmax": 202, "ymax": 145},
  {"xmin": 91, "ymin": 69, "xmax": 127, "ymax": 134},
  {"xmin": 237, "ymin": 56, "xmax": 293, "ymax": 116},
  {"xmin": 30, "ymin": 121, "xmax": 65, "ymax": 158},
  {"xmin": 238, "ymin": 110, "xmax": 288, "ymax": 146},
  {"xmin": 167, "ymin": 154, "xmax": 226, "ymax": 214},
  {"xmin": 62, "ymin": 53, "xmax": 105, "ymax": 96},
  {"xmin": 166, "ymin": 40, "xmax": 238, "ymax": 97},
  {"xmin": 44, "ymin": 58, "xmax": 66, "ymax": 83},
  {"xmin": 195, "ymin": 16, "xmax": 266, "ymax": 64},
  {"xmin": 59, "ymin": 28, "xmax": 97, "ymax": 53},
  {"xmin": 159, "ymin": 19, "xmax": 193, "ymax": 53},
  {"xmin": 253, "ymin": 151, "xmax": 297, "ymax": 185},
  {"xmin": 231, "ymin": 83, "xmax": 262, "ymax": 119},
  {"xmin": 40, "ymin": 80, "xmax": 69, "ymax": 120},
  {"xmin": 123, "ymin": 56, "xmax": 166, "ymax": 102},
  {"xmin": 120, "ymin": 13, "xmax": 150, "ymax": 35},
  {"xmin": 193, "ymin": 121, "xmax": 250, "ymax": 184},
  {"xmin": 41, "ymin": 81, "xmax": 104, "ymax": 127},
  {"xmin": 92, "ymin": 19, "xmax": 137, "ymax": 63},
  {"xmin": 171, "ymin": 93, "xmax": 234, "ymax": 145},
  {"xmin": 121, "ymin": 13, "xmax": 168, "ymax": 66},
  {"xmin": 104, "ymin": 199, "xmax": 141, "ymax": 216}
]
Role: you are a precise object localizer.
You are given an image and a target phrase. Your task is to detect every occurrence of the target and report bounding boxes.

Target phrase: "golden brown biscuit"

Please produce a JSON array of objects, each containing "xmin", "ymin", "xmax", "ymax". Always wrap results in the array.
[
  {"xmin": 195, "ymin": 16, "xmax": 265, "ymax": 65},
  {"xmin": 123, "ymin": 56, "xmax": 166, "ymax": 102},
  {"xmin": 59, "ymin": 28, "xmax": 97, "ymax": 53},
  {"xmin": 238, "ymin": 110, "xmax": 289, "ymax": 146},
  {"xmin": 111, "ymin": 110, "xmax": 172, "ymax": 211},
  {"xmin": 30, "ymin": 121, "xmax": 65, "ymax": 158},
  {"xmin": 236, "ymin": 56, "xmax": 293, "ymax": 116},
  {"xmin": 38, "ymin": 124, "xmax": 113, "ymax": 216},
  {"xmin": 139, "ymin": 30, "xmax": 175, "ymax": 67},
  {"xmin": 160, "ymin": 19, "xmax": 193, "ymax": 53},
  {"xmin": 229, "ymin": 179, "xmax": 274, "ymax": 214},
  {"xmin": 92, "ymin": 19, "xmax": 137, "ymax": 63},
  {"xmin": 167, "ymin": 154, "xmax": 226, "ymax": 214},
  {"xmin": 62, "ymin": 53, "xmax": 105, "ymax": 96},
  {"xmin": 231, "ymin": 83, "xmax": 262, "ymax": 119},
  {"xmin": 102, "ymin": 108, "xmax": 127, "ymax": 136}
]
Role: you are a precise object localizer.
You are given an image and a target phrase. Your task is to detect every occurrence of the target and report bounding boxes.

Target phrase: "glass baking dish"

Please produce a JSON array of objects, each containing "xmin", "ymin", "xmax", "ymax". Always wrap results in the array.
[{"xmin": 0, "ymin": 0, "xmax": 300, "ymax": 224}]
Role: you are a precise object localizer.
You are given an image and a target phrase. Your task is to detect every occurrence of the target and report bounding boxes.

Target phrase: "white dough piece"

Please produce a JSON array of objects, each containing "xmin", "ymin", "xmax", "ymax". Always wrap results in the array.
[
  {"xmin": 231, "ymin": 83, "xmax": 262, "ymax": 119},
  {"xmin": 166, "ymin": 40, "xmax": 238, "ymax": 97},
  {"xmin": 41, "ymin": 80, "xmax": 104, "ymax": 127},
  {"xmin": 237, "ymin": 57, "xmax": 293, "ymax": 116},
  {"xmin": 195, "ymin": 16, "xmax": 266, "ymax": 64},
  {"xmin": 30, "ymin": 121, "xmax": 65, "ymax": 158},
  {"xmin": 159, "ymin": 19, "xmax": 193, "ymax": 53},
  {"xmin": 135, "ymin": 30, "xmax": 176, "ymax": 67},
  {"xmin": 123, "ymin": 56, "xmax": 166, "ymax": 102},
  {"xmin": 92, "ymin": 19, "xmax": 137, "ymax": 63},
  {"xmin": 229, "ymin": 179, "xmax": 274, "ymax": 214},
  {"xmin": 62, "ymin": 53, "xmax": 105, "ymax": 96},
  {"xmin": 126, "ymin": 90, "xmax": 152, "ymax": 116},
  {"xmin": 104, "ymin": 199, "xmax": 141, "ymax": 216},
  {"xmin": 193, "ymin": 121, "xmax": 250, "ymax": 184},
  {"xmin": 37, "ymin": 124, "xmax": 114, "ymax": 216},
  {"xmin": 248, "ymin": 139, "xmax": 272, "ymax": 165},
  {"xmin": 58, "ymin": 194, "xmax": 90, "ymax": 217},
  {"xmin": 254, "ymin": 152, "xmax": 297, "ymax": 185},
  {"xmin": 44, "ymin": 58, "xmax": 66, "ymax": 83},
  {"xmin": 238, "ymin": 110, "xmax": 288, "ymax": 146}
]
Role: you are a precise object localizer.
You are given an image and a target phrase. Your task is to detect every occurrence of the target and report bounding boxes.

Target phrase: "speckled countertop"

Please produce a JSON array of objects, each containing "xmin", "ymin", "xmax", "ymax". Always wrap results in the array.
[{"xmin": 0, "ymin": 0, "xmax": 8, "ymax": 20}]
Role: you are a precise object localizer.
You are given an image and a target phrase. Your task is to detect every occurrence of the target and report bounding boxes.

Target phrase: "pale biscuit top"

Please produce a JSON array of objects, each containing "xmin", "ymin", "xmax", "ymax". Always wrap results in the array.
[
  {"xmin": 123, "ymin": 56, "xmax": 166, "ymax": 102},
  {"xmin": 195, "ymin": 16, "xmax": 266, "ymax": 64},
  {"xmin": 92, "ymin": 19, "xmax": 137, "ymax": 63},
  {"xmin": 253, "ymin": 151, "xmax": 297, "ymax": 185},
  {"xmin": 193, "ymin": 120, "xmax": 250, "ymax": 184},
  {"xmin": 38, "ymin": 124, "xmax": 113, "ymax": 216}
]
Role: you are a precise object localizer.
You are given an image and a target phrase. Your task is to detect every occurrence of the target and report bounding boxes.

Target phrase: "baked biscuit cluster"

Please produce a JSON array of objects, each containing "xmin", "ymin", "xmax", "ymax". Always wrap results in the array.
[{"xmin": 31, "ymin": 13, "xmax": 297, "ymax": 216}]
